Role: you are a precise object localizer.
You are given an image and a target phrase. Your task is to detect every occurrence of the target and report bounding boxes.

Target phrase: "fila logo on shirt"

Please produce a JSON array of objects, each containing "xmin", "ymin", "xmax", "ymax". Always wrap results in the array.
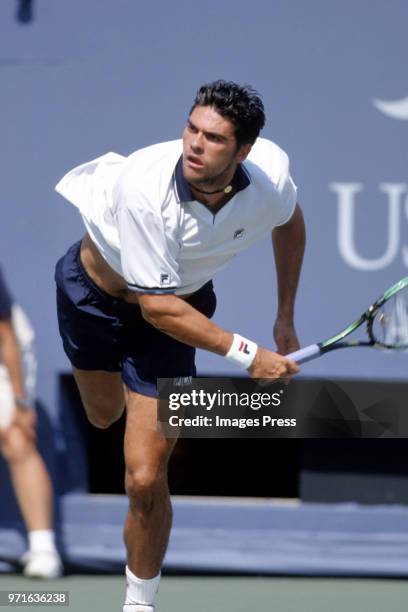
[
  {"xmin": 160, "ymin": 273, "xmax": 171, "ymax": 286},
  {"xmin": 233, "ymin": 228, "xmax": 245, "ymax": 239},
  {"xmin": 238, "ymin": 340, "xmax": 250, "ymax": 355}
]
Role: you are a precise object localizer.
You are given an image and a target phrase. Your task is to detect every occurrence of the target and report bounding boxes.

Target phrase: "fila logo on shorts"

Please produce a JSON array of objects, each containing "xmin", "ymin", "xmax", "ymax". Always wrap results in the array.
[
  {"xmin": 160, "ymin": 273, "xmax": 171, "ymax": 286},
  {"xmin": 173, "ymin": 376, "xmax": 193, "ymax": 386}
]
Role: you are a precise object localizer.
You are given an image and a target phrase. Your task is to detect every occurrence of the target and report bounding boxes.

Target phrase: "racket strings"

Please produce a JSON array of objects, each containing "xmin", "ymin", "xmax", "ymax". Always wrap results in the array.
[{"xmin": 373, "ymin": 288, "xmax": 408, "ymax": 348}]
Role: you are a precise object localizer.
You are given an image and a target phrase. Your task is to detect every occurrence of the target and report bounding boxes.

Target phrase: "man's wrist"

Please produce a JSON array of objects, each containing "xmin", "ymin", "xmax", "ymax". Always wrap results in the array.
[
  {"xmin": 275, "ymin": 312, "xmax": 295, "ymax": 327},
  {"xmin": 276, "ymin": 311, "xmax": 295, "ymax": 323},
  {"xmin": 225, "ymin": 333, "xmax": 258, "ymax": 369}
]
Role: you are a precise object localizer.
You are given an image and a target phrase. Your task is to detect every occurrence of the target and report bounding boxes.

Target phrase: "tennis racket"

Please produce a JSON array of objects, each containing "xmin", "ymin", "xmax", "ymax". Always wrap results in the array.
[{"xmin": 287, "ymin": 277, "xmax": 408, "ymax": 364}]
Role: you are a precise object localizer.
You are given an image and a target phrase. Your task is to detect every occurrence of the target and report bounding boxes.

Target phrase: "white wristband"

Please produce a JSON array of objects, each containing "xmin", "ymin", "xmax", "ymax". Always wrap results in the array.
[{"xmin": 225, "ymin": 334, "xmax": 258, "ymax": 369}]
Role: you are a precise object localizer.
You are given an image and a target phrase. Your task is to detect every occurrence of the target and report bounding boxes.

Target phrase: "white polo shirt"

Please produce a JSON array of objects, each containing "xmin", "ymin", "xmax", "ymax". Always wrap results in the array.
[{"xmin": 55, "ymin": 138, "xmax": 297, "ymax": 295}]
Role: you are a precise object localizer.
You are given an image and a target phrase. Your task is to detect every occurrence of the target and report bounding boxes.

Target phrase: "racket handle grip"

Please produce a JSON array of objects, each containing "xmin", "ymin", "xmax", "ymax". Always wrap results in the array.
[{"xmin": 286, "ymin": 344, "xmax": 321, "ymax": 364}]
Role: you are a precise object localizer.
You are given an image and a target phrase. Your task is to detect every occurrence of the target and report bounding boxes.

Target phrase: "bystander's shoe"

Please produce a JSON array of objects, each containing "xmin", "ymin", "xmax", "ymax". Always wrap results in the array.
[{"xmin": 21, "ymin": 550, "xmax": 63, "ymax": 579}]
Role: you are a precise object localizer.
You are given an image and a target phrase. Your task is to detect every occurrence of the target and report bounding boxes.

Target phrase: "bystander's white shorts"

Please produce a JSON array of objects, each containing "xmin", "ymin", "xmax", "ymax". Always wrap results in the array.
[
  {"xmin": 0, "ymin": 305, "xmax": 36, "ymax": 430},
  {"xmin": 0, "ymin": 365, "xmax": 15, "ymax": 429}
]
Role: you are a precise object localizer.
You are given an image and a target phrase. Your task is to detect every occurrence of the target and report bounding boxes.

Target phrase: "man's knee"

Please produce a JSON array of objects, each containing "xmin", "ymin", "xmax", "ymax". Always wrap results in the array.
[
  {"xmin": 82, "ymin": 400, "xmax": 124, "ymax": 429},
  {"xmin": 125, "ymin": 464, "xmax": 167, "ymax": 514},
  {"xmin": 86, "ymin": 409, "xmax": 121, "ymax": 429}
]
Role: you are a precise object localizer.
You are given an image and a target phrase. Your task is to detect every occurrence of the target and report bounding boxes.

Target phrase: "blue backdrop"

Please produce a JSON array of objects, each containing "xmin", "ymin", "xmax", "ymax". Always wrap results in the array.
[{"xmin": 0, "ymin": 0, "xmax": 407, "ymax": 418}]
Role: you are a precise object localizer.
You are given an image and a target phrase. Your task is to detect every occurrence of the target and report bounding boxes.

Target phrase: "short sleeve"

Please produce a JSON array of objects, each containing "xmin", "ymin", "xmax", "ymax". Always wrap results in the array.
[
  {"xmin": 0, "ymin": 268, "xmax": 13, "ymax": 319},
  {"xmin": 248, "ymin": 138, "xmax": 298, "ymax": 227},
  {"xmin": 274, "ymin": 171, "xmax": 298, "ymax": 226},
  {"xmin": 116, "ymin": 193, "xmax": 180, "ymax": 294}
]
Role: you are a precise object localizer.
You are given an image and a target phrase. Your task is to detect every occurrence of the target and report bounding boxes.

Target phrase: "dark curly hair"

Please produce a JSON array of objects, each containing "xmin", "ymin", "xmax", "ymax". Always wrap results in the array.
[{"xmin": 190, "ymin": 80, "xmax": 265, "ymax": 147}]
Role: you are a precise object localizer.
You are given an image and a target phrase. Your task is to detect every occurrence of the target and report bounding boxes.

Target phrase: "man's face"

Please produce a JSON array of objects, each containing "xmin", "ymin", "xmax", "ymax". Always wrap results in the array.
[{"xmin": 182, "ymin": 105, "xmax": 251, "ymax": 186}]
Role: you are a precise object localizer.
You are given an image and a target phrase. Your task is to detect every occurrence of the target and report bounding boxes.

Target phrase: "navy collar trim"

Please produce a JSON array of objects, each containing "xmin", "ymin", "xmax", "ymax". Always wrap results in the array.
[{"xmin": 174, "ymin": 156, "xmax": 251, "ymax": 203}]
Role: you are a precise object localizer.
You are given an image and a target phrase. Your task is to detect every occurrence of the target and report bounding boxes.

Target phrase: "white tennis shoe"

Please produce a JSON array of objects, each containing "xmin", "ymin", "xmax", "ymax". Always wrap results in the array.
[
  {"xmin": 22, "ymin": 550, "xmax": 63, "ymax": 579},
  {"xmin": 123, "ymin": 606, "xmax": 155, "ymax": 612}
]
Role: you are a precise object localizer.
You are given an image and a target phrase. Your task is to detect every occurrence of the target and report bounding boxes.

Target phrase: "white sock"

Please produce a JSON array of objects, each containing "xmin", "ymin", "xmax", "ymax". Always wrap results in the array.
[
  {"xmin": 124, "ymin": 565, "xmax": 160, "ymax": 606},
  {"xmin": 28, "ymin": 530, "xmax": 57, "ymax": 554}
]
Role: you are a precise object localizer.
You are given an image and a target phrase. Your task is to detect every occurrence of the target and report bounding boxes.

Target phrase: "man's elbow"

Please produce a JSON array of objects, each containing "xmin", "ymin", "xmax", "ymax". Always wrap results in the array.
[{"xmin": 137, "ymin": 293, "xmax": 181, "ymax": 329}]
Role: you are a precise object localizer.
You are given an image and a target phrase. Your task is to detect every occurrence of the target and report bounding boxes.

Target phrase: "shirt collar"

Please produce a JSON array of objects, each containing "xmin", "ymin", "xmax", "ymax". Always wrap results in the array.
[{"xmin": 174, "ymin": 155, "xmax": 251, "ymax": 203}]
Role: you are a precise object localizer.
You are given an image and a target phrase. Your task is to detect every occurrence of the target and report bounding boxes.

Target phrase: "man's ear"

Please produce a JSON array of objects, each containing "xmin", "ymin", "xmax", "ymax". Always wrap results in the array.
[{"xmin": 235, "ymin": 142, "xmax": 252, "ymax": 163}]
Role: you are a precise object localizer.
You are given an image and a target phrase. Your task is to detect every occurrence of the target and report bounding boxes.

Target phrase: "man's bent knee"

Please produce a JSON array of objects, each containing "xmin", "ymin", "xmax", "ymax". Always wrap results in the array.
[{"xmin": 85, "ymin": 404, "xmax": 124, "ymax": 429}]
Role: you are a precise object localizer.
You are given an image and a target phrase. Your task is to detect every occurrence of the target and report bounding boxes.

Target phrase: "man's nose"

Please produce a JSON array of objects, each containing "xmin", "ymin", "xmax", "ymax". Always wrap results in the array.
[{"xmin": 191, "ymin": 132, "xmax": 204, "ymax": 152}]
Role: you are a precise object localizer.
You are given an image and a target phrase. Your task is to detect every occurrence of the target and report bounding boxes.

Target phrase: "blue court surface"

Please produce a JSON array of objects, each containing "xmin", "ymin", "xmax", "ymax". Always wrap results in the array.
[{"xmin": 0, "ymin": 574, "xmax": 408, "ymax": 612}]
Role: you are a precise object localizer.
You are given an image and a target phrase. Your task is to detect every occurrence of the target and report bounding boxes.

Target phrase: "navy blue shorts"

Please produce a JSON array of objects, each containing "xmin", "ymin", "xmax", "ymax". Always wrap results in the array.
[{"xmin": 55, "ymin": 241, "xmax": 217, "ymax": 397}]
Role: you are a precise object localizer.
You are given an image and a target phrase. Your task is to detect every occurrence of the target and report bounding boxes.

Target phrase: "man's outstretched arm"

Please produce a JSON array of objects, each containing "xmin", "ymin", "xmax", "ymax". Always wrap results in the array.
[
  {"xmin": 271, "ymin": 203, "xmax": 306, "ymax": 355},
  {"xmin": 136, "ymin": 292, "xmax": 299, "ymax": 381}
]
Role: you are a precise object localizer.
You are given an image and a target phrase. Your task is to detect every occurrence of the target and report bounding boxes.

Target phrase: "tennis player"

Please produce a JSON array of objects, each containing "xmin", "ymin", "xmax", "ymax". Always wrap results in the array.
[
  {"xmin": 55, "ymin": 81, "xmax": 305, "ymax": 611},
  {"xmin": 0, "ymin": 267, "xmax": 62, "ymax": 578}
]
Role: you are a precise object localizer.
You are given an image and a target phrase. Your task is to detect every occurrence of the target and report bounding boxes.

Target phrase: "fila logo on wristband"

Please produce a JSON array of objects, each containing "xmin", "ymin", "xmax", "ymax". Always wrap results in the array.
[
  {"xmin": 238, "ymin": 341, "xmax": 250, "ymax": 355},
  {"xmin": 225, "ymin": 333, "xmax": 258, "ymax": 369}
]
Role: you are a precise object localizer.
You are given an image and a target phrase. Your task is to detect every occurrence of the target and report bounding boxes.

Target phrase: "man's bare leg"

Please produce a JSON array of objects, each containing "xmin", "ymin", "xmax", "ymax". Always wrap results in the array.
[
  {"xmin": 123, "ymin": 389, "xmax": 177, "ymax": 579},
  {"xmin": 71, "ymin": 371, "xmax": 172, "ymax": 608}
]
